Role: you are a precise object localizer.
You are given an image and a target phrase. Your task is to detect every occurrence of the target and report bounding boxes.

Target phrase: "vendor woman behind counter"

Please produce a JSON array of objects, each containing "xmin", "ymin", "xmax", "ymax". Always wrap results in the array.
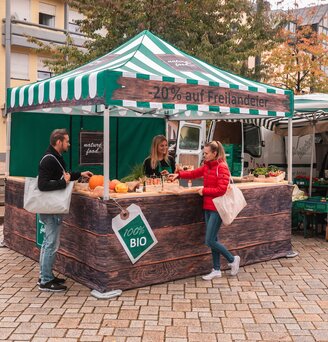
[{"xmin": 143, "ymin": 135, "xmax": 176, "ymax": 177}]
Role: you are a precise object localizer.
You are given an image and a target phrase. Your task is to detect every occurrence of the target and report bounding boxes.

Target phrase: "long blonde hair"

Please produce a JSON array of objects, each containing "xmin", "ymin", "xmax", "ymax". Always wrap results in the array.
[
  {"xmin": 205, "ymin": 140, "xmax": 227, "ymax": 163},
  {"xmin": 150, "ymin": 135, "xmax": 169, "ymax": 169}
]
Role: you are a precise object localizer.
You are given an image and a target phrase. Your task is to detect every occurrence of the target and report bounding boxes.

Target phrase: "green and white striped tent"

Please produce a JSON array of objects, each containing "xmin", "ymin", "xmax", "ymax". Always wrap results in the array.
[
  {"xmin": 6, "ymin": 30, "xmax": 293, "ymax": 119},
  {"xmin": 6, "ymin": 30, "xmax": 295, "ymax": 198}
]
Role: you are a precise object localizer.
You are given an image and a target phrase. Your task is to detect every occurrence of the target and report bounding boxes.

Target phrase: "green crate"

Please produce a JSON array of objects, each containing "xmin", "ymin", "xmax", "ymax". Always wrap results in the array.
[
  {"xmin": 294, "ymin": 178, "xmax": 310, "ymax": 187},
  {"xmin": 293, "ymin": 197, "xmax": 328, "ymax": 213}
]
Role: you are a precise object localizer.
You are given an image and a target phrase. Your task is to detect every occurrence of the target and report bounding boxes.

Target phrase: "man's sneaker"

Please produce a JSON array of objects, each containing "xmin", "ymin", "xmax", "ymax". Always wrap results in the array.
[
  {"xmin": 202, "ymin": 269, "xmax": 222, "ymax": 280},
  {"xmin": 229, "ymin": 255, "xmax": 240, "ymax": 276},
  {"xmin": 37, "ymin": 276, "xmax": 66, "ymax": 286},
  {"xmin": 39, "ymin": 280, "xmax": 67, "ymax": 292}
]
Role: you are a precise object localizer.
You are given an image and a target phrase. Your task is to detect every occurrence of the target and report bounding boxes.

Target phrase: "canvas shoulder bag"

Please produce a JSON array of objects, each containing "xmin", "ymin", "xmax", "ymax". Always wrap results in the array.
[
  {"xmin": 23, "ymin": 154, "xmax": 74, "ymax": 214},
  {"xmin": 212, "ymin": 166, "xmax": 247, "ymax": 226}
]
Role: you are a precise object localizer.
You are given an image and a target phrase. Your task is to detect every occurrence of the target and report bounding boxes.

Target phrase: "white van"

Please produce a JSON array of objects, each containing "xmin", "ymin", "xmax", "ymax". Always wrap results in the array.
[{"xmin": 172, "ymin": 120, "xmax": 317, "ymax": 179}]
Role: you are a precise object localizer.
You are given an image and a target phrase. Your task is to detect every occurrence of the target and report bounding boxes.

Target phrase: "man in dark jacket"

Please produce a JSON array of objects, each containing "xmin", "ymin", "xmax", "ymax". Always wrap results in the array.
[{"xmin": 38, "ymin": 129, "xmax": 93, "ymax": 292}]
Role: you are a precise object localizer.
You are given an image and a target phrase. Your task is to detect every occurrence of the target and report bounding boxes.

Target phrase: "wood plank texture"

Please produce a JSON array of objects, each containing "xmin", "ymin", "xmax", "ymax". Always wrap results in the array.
[{"xmin": 3, "ymin": 178, "xmax": 293, "ymax": 292}]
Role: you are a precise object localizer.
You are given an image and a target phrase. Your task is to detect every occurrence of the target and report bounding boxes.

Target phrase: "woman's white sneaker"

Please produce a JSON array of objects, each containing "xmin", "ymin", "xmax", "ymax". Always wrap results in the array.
[
  {"xmin": 202, "ymin": 269, "xmax": 222, "ymax": 280},
  {"xmin": 229, "ymin": 256, "xmax": 240, "ymax": 276}
]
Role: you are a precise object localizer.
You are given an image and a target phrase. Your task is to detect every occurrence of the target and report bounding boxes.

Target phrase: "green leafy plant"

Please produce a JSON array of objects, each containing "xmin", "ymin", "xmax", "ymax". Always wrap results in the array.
[
  {"xmin": 253, "ymin": 167, "xmax": 268, "ymax": 177},
  {"xmin": 120, "ymin": 163, "xmax": 145, "ymax": 182}
]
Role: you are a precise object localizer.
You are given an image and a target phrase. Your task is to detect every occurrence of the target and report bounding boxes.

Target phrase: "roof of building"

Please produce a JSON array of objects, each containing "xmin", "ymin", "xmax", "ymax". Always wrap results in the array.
[{"xmin": 290, "ymin": 4, "xmax": 328, "ymax": 25}]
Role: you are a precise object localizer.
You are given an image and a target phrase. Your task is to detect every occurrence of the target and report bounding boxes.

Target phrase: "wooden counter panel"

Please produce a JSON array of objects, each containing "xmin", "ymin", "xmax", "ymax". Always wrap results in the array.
[
  {"xmin": 68, "ymin": 193, "xmax": 204, "ymax": 233},
  {"xmin": 4, "ymin": 178, "xmax": 293, "ymax": 292},
  {"xmin": 59, "ymin": 221, "xmax": 208, "ymax": 271},
  {"xmin": 221, "ymin": 211, "xmax": 291, "ymax": 249},
  {"xmin": 4, "ymin": 205, "xmax": 36, "ymax": 241},
  {"xmin": 3, "ymin": 224, "xmax": 40, "ymax": 263},
  {"xmin": 5, "ymin": 179, "xmax": 24, "ymax": 208}
]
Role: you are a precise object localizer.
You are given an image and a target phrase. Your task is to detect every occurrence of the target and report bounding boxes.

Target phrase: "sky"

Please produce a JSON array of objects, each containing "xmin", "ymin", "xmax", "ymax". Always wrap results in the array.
[{"xmin": 268, "ymin": 0, "xmax": 328, "ymax": 9}]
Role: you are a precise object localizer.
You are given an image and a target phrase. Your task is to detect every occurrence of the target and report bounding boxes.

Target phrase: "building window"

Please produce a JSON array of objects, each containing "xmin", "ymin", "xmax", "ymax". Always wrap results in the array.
[
  {"xmin": 12, "ymin": 0, "xmax": 30, "ymax": 21},
  {"xmin": 39, "ymin": 2, "xmax": 55, "ymax": 27},
  {"xmin": 11, "ymin": 53, "xmax": 29, "ymax": 80},
  {"xmin": 37, "ymin": 57, "xmax": 53, "ymax": 81}
]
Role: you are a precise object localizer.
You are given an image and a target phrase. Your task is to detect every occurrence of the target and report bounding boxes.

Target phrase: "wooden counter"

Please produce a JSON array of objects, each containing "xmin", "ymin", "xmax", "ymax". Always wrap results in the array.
[{"xmin": 3, "ymin": 178, "xmax": 293, "ymax": 293}]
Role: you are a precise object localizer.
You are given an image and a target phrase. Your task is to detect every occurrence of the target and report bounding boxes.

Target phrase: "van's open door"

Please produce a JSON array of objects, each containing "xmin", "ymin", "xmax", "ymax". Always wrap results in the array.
[{"xmin": 176, "ymin": 121, "xmax": 206, "ymax": 169}]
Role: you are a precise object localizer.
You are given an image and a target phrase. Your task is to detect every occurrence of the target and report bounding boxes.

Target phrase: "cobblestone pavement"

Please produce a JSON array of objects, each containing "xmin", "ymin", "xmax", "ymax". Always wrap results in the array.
[{"xmin": 1, "ymin": 225, "xmax": 328, "ymax": 342}]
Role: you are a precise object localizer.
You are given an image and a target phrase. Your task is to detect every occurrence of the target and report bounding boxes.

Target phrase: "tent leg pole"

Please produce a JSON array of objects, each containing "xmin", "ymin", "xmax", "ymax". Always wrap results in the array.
[
  {"xmin": 287, "ymin": 118, "xmax": 293, "ymax": 184},
  {"xmin": 5, "ymin": 113, "xmax": 11, "ymax": 176},
  {"xmin": 103, "ymin": 107, "xmax": 110, "ymax": 200},
  {"xmin": 286, "ymin": 117, "xmax": 299, "ymax": 259},
  {"xmin": 309, "ymin": 124, "xmax": 315, "ymax": 197}
]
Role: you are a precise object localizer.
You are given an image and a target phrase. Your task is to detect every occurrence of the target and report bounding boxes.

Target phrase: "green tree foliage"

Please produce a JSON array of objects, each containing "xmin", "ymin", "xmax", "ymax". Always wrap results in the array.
[{"xmin": 35, "ymin": 0, "xmax": 282, "ymax": 79}]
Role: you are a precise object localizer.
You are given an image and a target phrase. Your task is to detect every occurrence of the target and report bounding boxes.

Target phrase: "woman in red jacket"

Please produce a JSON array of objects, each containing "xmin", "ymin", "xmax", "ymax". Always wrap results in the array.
[{"xmin": 170, "ymin": 141, "xmax": 240, "ymax": 280}]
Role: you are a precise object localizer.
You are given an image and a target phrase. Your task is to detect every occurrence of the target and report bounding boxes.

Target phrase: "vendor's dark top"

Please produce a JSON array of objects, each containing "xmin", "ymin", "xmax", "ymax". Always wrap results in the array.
[
  {"xmin": 38, "ymin": 145, "xmax": 81, "ymax": 191},
  {"xmin": 143, "ymin": 156, "xmax": 176, "ymax": 177}
]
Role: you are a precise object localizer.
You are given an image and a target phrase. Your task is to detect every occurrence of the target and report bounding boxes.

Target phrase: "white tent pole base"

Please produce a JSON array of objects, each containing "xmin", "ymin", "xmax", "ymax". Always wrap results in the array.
[
  {"xmin": 286, "ymin": 250, "xmax": 299, "ymax": 258},
  {"xmin": 90, "ymin": 289, "xmax": 122, "ymax": 299}
]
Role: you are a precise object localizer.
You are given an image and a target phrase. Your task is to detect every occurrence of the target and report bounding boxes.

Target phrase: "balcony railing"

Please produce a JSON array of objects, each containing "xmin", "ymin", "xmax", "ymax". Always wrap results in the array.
[{"xmin": 1, "ymin": 18, "xmax": 87, "ymax": 50}]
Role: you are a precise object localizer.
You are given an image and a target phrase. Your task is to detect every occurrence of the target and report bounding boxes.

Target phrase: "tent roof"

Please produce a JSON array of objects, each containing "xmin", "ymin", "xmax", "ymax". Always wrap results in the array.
[{"xmin": 7, "ymin": 30, "xmax": 293, "ymax": 119}]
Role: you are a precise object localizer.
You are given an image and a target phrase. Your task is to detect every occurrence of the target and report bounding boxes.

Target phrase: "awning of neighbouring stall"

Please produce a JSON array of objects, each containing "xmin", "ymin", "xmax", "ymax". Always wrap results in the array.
[
  {"xmin": 6, "ymin": 30, "xmax": 293, "ymax": 118},
  {"xmin": 222, "ymin": 93, "xmax": 328, "ymax": 136}
]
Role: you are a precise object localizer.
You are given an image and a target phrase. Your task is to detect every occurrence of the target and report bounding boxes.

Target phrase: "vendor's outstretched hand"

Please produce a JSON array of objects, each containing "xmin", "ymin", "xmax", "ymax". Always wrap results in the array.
[
  {"xmin": 168, "ymin": 173, "xmax": 179, "ymax": 182},
  {"xmin": 81, "ymin": 171, "xmax": 93, "ymax": 179}
]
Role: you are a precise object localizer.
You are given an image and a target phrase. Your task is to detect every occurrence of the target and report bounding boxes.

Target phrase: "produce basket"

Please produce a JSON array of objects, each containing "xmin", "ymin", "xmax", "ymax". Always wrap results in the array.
[{"xmin": 253, "ymin": 172, "xmax": 286, "ymax": 183}]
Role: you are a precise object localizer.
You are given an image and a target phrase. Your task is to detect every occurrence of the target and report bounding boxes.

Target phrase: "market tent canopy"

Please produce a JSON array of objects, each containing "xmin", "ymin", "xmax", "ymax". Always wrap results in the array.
[{"xmin": 7, "ymin": 30, "xmax": 293, "ymax": 119}]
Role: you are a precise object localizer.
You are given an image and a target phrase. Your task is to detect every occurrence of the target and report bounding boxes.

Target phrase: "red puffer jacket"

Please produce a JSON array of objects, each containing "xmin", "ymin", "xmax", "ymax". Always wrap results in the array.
[{"xmin": 179, "ymin": 159, "xmax": 230, "ymax": 211}]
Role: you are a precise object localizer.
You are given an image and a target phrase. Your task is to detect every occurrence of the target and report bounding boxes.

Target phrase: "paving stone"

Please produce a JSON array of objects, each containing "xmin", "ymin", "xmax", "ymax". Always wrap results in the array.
[
  {"xmin": 165, "ymin": 326, "xmax": 187, "ymax": 338},
  {"xmin": 2, "ymin": 225, "xmax": 328, "ymax": 341}
]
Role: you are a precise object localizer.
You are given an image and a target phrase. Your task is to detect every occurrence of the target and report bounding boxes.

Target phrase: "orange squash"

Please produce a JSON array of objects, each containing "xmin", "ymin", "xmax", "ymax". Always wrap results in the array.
[
  {"xmin": 109, "ymin": 179, "xmax": 121, "ymax": 191},
  {"xmin": 88, "ymin": 175, "xmax": 104, "ymax": 190},
  {"xmin": 115, "ymin": 182, "xmax": 129, "ymax": 193}
]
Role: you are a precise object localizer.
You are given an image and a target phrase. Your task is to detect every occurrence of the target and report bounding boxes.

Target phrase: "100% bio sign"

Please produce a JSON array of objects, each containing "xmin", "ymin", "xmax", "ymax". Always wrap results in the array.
[{"xmin": 116, "ymin": 214, "xmax": 157, "ymax": 263}]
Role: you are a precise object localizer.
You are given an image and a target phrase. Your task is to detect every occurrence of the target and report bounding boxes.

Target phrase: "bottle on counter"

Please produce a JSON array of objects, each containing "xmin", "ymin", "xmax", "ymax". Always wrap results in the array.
[
  {"xmin": 143, "ymin": 180, "xmax": 146, "ymax": 192},
  {"xmin": 188, "ymin": 180, "xmax": 192, "ymax": 188}
]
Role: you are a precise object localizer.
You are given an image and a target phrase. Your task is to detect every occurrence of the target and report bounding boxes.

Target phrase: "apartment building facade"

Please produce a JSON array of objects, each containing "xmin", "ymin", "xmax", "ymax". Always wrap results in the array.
[{"xmin": 0, "ymin": 0, "xmax": 86, "ymax": 162}]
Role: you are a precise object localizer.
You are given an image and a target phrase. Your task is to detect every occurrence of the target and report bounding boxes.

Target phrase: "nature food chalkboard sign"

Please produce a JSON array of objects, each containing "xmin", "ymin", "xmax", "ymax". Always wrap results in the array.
[
  {"xmin": 80, "ymin": 131, "xmax": 103, "ymax": 165},
  {"xmin": 112, "ymin": 204, "xmax": 158, "ymax": 264}
]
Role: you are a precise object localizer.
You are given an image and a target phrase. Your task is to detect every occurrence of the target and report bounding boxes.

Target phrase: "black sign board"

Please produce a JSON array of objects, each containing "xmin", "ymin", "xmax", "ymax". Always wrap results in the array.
[{"xmin": 80, "ymin": 131, "xmax": 104, "ymax": 165}]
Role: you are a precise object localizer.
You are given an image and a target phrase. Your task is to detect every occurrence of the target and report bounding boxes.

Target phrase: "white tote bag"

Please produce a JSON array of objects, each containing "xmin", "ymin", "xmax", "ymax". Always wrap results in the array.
[
  {"xmin": 24, "ymin": 178, "xmax": 74, "ymax": 214},
  {"xmin": 23, "ymin": 154, "xmax": 74, "ymax": 214},
  {"xmin": 212, "ymin": 179, "xmax": 247, "ymax": 226}
]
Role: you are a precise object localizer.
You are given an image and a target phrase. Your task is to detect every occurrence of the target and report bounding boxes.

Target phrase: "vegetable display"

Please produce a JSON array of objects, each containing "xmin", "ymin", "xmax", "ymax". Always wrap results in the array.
[{"xmin": 253, "ymin": 165, "xmax": 284, "ymax": 178}]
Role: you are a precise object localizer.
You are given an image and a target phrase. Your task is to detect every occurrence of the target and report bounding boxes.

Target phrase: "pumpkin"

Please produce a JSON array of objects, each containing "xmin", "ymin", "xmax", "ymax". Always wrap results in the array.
[
  {"xmin": 109, "ymin": 179, "xmax": 121, "ymax": 191},
  {"xmin": 115, "ymin": 182, "xmax": 129, "ymax": 193},
  {"xmin": 88, "ymin": 175, "xmax": 104, "ymax": 190}
]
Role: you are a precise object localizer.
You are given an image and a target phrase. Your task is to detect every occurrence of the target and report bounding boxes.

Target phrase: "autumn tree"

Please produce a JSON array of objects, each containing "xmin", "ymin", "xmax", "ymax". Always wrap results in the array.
[
  {"xmin": 263, "ymin": 12, "xmax": 328, "ymax": 94},
  {"xmin": 33, "ymin": 0, "xmax": 282, "ymax": 79}
]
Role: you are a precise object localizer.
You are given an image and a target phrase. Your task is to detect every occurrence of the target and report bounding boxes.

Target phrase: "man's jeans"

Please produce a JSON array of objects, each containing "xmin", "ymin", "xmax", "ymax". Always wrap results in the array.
[
  {"xmin": 204, "ymin": 210, "xmax": 234, "ymax": 271},
  {"xmin": 39, "ymin": 214, "xmax": 63, "ymax": 284}
]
